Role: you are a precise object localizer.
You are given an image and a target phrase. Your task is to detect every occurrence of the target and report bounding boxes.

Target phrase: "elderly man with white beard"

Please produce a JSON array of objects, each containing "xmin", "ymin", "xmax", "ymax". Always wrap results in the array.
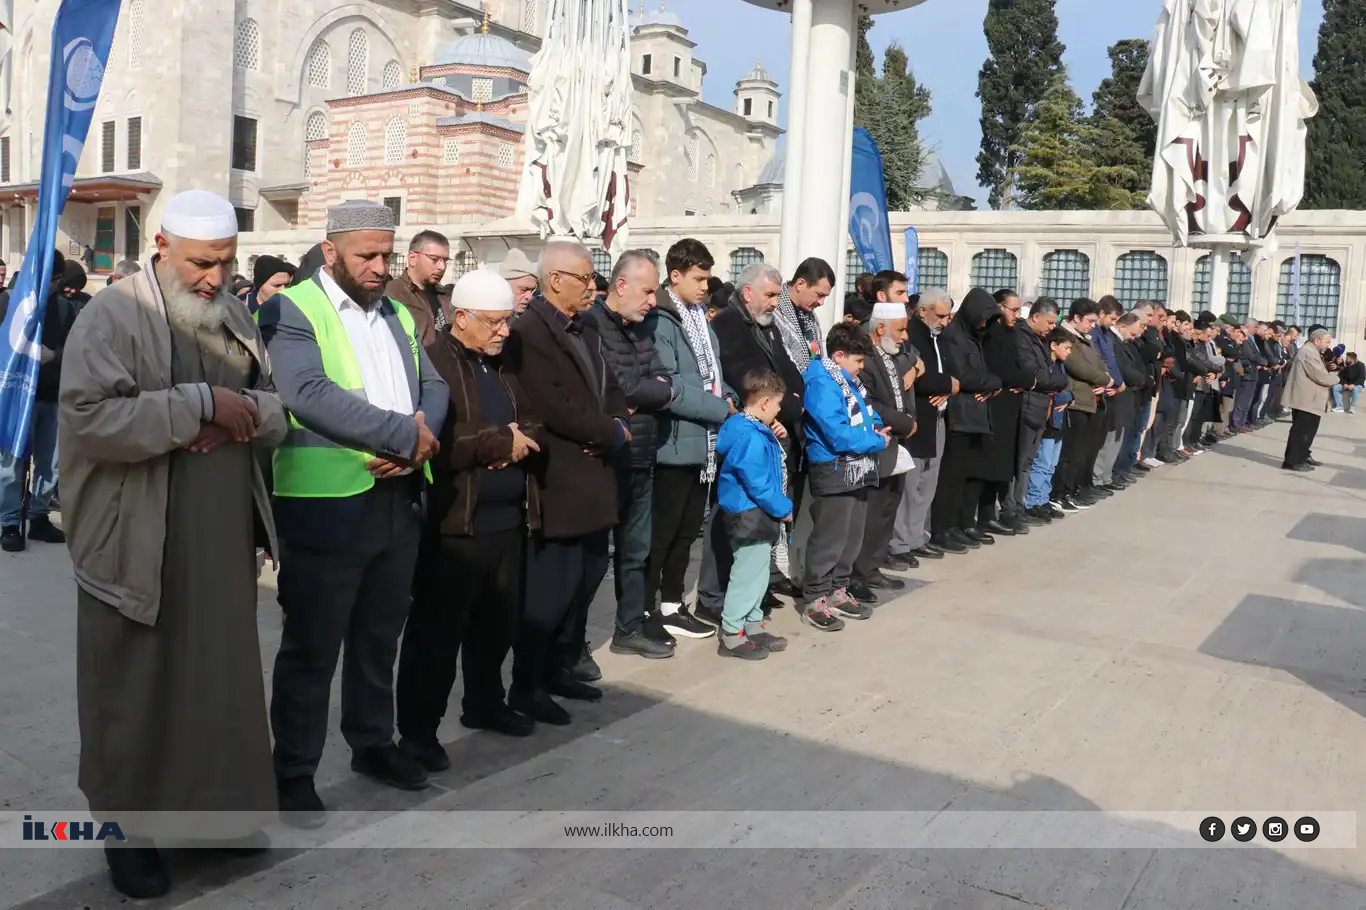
[
  {"xmin": 849, "ymin": 301, "xmax": 920, "ymax": 601},
  {"xmin": 59, "ymin": 190, "xmax": 288, "ymax": 899}
]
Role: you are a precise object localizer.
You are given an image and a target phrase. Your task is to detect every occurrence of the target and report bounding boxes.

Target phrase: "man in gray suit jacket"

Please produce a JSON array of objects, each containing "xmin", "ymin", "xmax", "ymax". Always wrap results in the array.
[{"xmin": 258, "ymin": 201, "xmax": 448, "ymax": 825}]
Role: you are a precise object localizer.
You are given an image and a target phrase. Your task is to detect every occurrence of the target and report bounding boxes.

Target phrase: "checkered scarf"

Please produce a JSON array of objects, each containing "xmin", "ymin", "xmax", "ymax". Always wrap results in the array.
[
  {"xmin": 821, "ymin": 358, "xmax": 876, "ymax": 488},
  {"xmin": 774, "ymin": 283, "xmax": 824, "ymax": 373},
  {"xmin": 670, "ymin": 287, "xmax": 722, "ymax": 482},
  {"xmin": 876, "ymin": 348, "xmax": 904, "ymax": 411}
]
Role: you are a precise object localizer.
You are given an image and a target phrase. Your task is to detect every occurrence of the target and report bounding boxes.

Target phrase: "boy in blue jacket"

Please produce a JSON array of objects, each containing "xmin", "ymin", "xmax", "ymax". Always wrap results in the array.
[
  {"xmin": 800, "ymin": 324, "xmax": 890, "ymax": 631},
  {"xmin": 715, "ymin": 369, "xmax": 794, "ymax": 660}
]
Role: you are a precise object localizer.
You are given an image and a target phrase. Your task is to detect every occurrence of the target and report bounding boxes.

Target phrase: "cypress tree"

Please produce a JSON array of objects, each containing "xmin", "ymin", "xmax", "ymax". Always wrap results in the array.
[
  {"xmin": 1304, "ymin": 0, "xmax": 1366, "ymax": 208},
  {"xmin": 1092, "ymin": 39, "xmax": 1156, "ymax": 159},
  {"xmin": 853, "ymin": 18, "xmax": 934, "ymax": 211}
]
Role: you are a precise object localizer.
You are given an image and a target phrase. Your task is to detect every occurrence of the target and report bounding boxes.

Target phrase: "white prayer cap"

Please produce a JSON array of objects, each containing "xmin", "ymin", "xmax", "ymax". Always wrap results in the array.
[
  {"xmin": 160, "ymin": 190, "xmax": 238, "ymax": 241},
  {"xmin": 872, "ymin": 302, "xmax": 906, "ymax": 321},
  {"xmin": 452, "ymin": 268, "xmax": 514, "ymax": 312}
]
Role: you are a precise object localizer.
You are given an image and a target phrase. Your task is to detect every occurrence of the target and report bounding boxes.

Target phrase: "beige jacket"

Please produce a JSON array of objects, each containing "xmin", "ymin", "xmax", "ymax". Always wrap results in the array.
[
  {"xmin": 1282, "ymin": 342, "xmax": 1338, "ymax": 414},
  {"xmin": 58, "ymin": 263, "xmax": 287, "ymax": 627}
]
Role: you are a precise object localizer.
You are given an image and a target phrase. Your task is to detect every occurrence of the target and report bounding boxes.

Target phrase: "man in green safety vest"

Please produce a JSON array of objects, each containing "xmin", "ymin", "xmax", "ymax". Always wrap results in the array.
[{"xmin": 257, "ymin": 200, "xmax": 449, "ymax": 828}]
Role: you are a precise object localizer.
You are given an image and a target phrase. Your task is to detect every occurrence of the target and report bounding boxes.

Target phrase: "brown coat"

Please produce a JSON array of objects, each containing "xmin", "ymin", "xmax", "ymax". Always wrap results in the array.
[
  {"xmin": 1282, "ymin": 342, "xmax": 1338, "ymax": 414},
  {"xmin": 425, "ymin": 329, "xmax": 542, "ymax": 537},
  {"xmin": 1059, "ymin": 322, "xmax": 1111, "ymax": 414},
  {"xmin": 386, "ymin": 272, "xmax": 452, "ymax": 347}
]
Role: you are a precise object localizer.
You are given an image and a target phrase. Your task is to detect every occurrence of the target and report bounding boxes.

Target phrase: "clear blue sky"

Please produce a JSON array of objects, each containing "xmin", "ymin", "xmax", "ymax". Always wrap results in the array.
[{"xmin": 672, "ymin": 0, "xmax": 1325, "ymax": 208}]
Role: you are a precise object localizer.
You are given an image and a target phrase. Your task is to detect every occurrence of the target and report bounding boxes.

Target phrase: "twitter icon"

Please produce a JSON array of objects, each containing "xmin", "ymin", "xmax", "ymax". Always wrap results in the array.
[{"xmin": 1231, "ymin": 816, "xmax": 1257, "ymax": 842}]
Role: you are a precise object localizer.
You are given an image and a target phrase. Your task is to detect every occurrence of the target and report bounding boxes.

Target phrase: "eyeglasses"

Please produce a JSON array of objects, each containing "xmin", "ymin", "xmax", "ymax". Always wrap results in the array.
[
  {"xmin": 552, "ymin": 269, "xmax": 595, "ymax": 287},
  {"xmin": 473, "ymin": 314, "xmax": 511, "ymax": 332},
  {"xmin": 414, "ymin": 251, "xmax": 449, "ymax": 267}
]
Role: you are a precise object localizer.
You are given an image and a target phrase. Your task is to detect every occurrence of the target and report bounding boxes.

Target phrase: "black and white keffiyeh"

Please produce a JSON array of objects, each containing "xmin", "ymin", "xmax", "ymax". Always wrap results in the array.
[
  {"xmin": 774, "ymin": 283, "xmax": 823, "ymax": 373},
  {"xmin": 821, "ymin": 358, "xmax": 876, "ymax": 488},
  {"xmin": 877, "ymin": 348, "xmax": 904, "ymax": 411},
  {"xmin": 670, "ymin": 287, "xmax": 723, "ymax": 482}
]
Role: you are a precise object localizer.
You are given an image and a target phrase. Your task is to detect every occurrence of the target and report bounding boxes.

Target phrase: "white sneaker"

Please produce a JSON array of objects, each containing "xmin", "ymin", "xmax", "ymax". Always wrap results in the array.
[
  {"xmin": 1331, "ymin": 407, "xmax": 1344, "ymax": 413},
  {"xmin": 1141, "ymin": 457, "xmax": 1165, "ymax": 468}
]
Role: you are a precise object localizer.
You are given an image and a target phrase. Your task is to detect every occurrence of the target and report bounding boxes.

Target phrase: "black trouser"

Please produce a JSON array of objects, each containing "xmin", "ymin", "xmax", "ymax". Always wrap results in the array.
[
  {"xmin": 930, "ymin": 433, "xmax": 976, "ymax": 535},
  {"xmin": 395, "ymin": 528, "xmax": 522, "ymax": 741},
  {"xmin": 646, "ymin": 465, "xmax": 709, "ymax": 607},
  {"xmin": 271, "ymin": 482, "xmax": 421, "ymax": 780},
  {"xmin": 1184, "ymin": 392, "xmax": 1210, "ymax": 447},
  {"xmin": 513, "ymin": 532, "xmax": 610, "ymax": 696},
  {"xmin": 613, "ymin": 467, "xmax": 654, "ymax": 636},
  {"xmin": 976, "ymin": 480, "xmax": 1010, "ymax": 526},
  {"xmin": 853, "ymin": 473, "xmax": 906, "ymax": 580},
  {"xmin": 1053, "ymin": 409, "xmax": 1104, "ymax": 499},
  {"xmin": 1285, "ymin": 409, "xmax": 1320, "ymax": 467}
]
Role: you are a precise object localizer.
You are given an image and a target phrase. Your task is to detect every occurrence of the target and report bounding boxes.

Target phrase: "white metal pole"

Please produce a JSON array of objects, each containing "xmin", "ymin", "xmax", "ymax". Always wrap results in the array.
[
  {"xmin": 828, "ymin": 14, "xmax": 857, "ymax": 329},
  {"xmin": 778, "ymin": 0, "xmax": 812, "ymax": 280},
  {"xmin": 1209, "ymin": 245, "xmax": 1229, "ymax": 316}
]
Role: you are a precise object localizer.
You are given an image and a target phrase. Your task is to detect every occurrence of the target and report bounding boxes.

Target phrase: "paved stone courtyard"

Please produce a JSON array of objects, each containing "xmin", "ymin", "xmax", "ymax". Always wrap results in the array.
[{"xmin": 4, "ymin": 414, "xmax": 1366, "ymax": 908}]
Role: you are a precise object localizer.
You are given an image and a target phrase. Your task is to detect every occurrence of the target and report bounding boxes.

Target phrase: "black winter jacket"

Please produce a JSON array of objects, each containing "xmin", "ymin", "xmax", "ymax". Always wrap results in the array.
[
  {"xmin": 906, "ymin": 316, "xmax": 955, "ymax": 458},
  {"xmin": 1012, "ymin": 322, "xmax": 1067, "ymax": 430},
  {"xmin": 711, "ymin": 294, "xmax": 806, "ymax": 445},
  {"xmin": 941, "ymin": 289, "xmax": 1003, "ymax": 436},
  {"xmin": 581, "ymin": 299, "xmax": 673, "ymax": 469}
]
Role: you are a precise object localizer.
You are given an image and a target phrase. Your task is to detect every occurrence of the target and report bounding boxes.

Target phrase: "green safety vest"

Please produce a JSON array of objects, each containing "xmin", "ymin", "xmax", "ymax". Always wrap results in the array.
[{"xmin": 272, "ymin": 280, "xmax": 433, "ymax": 497}]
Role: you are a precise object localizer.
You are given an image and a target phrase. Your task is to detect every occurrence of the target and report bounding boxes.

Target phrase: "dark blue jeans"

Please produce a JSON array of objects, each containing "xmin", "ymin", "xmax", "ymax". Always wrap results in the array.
[
  {"xmin": 1116, "ymin": 397, "xmax": 1152, "ymax": 477},
  {"xmin": 613, "ymin": 467, "xmax": 654, "ymax": 636}
]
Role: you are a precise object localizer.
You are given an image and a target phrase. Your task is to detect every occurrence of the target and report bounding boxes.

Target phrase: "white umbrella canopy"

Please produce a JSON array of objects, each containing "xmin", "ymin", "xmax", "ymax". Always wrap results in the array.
[
  {"xmin": 1139, "ymin": 0, "xmax": 1317, "ymax": 265},
  {"xmin": 516, "ymin": 0, "xmax": 633, "ymax": 253}
]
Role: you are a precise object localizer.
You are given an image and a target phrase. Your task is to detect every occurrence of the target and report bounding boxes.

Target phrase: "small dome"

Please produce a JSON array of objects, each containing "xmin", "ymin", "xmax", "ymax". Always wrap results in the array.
[
  {"xmin": 634, "ymin": 8, "xmax": 683, "ymax": 28},
  {"xmin": 435, "ymin": 32, "xmax": 532, "ymax": 72},
  {"xmin": 741, "ymin": 60, "xmax": 772, "ymax": 83},
  {"xmin": 757, "ymin": 141, "xmax": 784, "ymax": 185}
]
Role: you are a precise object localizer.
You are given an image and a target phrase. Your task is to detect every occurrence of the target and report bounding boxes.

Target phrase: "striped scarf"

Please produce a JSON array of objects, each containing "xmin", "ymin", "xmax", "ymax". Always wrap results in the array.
[
  {"xmin": 670, "ymin": 287, "xmax": 722, "ymax": 482},
  {"xmin": 877, "ymin": 348, "xmax": 904, "ymax": 411},
  {"xmin": 821, "ymin": 358, "xmax": 876, "ymax": 488},
  {"xmin": 774, "ymin": 283, "xmax": 823, "ymax": 373}
]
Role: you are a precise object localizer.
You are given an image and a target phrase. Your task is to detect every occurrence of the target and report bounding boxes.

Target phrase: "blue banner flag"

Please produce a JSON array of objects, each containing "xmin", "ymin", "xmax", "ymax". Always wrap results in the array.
[
  {"xmin": 903, "ymin": 227, "xmax": 920, "ymax": 293},
  {"xmin": 848, "ymin": 127, "xmax": 893, "ymax": 275},
  {"xmin": 0, "ymin": 0, "xmax": 119, "ymax": 457},
  {"xmin": 1290, "ymin": 242, "xmax": 1303, "ymax": 325}
]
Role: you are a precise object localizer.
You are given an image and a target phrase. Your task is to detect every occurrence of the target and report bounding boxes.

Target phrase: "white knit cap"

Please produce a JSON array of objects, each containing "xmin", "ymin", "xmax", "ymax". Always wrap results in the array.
[
  {"xmin": 160, "ymin": 190, "xmax": 238, "ymax": 241},
  {"xmin": 872, "ymin": 301, "xmax": 906, "ymax": 320},
  {"xmin": 452, "ymin": 268, "xmax": 514, "ymax": 312}
]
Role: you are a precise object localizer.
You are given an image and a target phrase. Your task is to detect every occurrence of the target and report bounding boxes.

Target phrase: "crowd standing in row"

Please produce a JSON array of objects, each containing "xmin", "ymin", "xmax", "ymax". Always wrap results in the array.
[{"xmin": 4, "ymin": 188, "xmax": 1339, "ymax": 899}]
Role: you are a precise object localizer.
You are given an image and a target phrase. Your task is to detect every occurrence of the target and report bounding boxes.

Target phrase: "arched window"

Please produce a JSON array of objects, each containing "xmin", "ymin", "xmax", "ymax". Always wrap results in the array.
[
  {"xmin": 305, "ymin": 111, "xmax": 327, "ymax": 142},
  {"xmin": 917, "ymin": 248, "xmax": 949, "ymax": 291},
  {"xmin": 127, "ymin": 0, "xmax": 145, "ymax": 70},
  {"xmin": 590, "ymin": 249, "xmax": 612, "ymax": 275},
  {"xmin": 628, "ymin": 130, "xmax": 641, "ymax": 161},
  {"xmin": 523, "ymin": 0, "xmax": 539, "ymax": 33},
  {"xmin": 1039, "ymin": 250, "xmax": 1091, "ymax": 301},
  {"xmin": 732, "ymin": 163, "xmax": 745, "ymax": 189},
  {"xmin": 1277, "ymin": 255, "xmax": 1342, "ymax": 333},
  {"xmin": 234, "ymin": 19, "xmax": 260, "ymax": 70},
  {"xmin": 383, "ymin": 118, "xmax": 407, "ymax": 163},
  {"xmin": 704, "ymin": 154, "xmax": 716, "ymax": 187},
  {"xmin": 729, "ymin": 247, "xmax": 764, "ymax": 280},
  {"xmin": 346, "ymin": 29, "xmax": 369, "ymax": 96},
  {"xmin": 970, "ymin": 249, "xmax": 1018, "ymax": 292},
  {"xmin": 1113, "ymin": 251, "xmax": 1170, "ymax": 307},
  {"xmin": 382, "ymin": 60, "xmax": 403, "ymax": 88},
  {"xmin": 686, "ymin": 134, "xmax": 699, "ymax": 182},
  {"xmin": 497, "ymin": 144, "xmax": 515, "ymax": 169},
  {"xmin": 307, "ymin": 40, "xmax": 331, "ymax": 89},
  {"xmin": 346, "ymin": 122, "xmax": 366, "ymax": 167},
  {"xmin": 1192, "ymin": 254, "xmax": 1254, "ymax": 320},
  {"xmin": 442, "ymin": 139, "xmax": 460, "ymax": 164},
  {"xmin": 845, "ymin": 249, "xmax": 864, "ymax": 288},
  {"xmin": 450, "ymin": 251, "xmax": 478, "ymax": 278}
]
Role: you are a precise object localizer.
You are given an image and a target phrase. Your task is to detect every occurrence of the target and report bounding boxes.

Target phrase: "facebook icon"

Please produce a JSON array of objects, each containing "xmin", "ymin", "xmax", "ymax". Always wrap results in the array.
[{"xmin": 1199, "ymin": 816, "xmax": 1226, "ymax": 843}]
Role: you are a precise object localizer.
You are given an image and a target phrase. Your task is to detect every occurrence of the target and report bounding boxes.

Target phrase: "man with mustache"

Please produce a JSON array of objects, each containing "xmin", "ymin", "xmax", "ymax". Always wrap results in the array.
[
  {"xmin": 258, "ymin": 200, "xmax": 449, "ymax": 824},
  {"xmin": 59, "ymin": 190, "xmax": 288, "ymax": 897}
]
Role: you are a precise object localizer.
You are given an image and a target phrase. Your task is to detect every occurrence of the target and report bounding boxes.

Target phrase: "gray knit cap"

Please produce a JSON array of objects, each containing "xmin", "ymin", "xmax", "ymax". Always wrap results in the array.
[{"xmin": 326, "ymin": 200, "xmax": 396, "ymax": 235}]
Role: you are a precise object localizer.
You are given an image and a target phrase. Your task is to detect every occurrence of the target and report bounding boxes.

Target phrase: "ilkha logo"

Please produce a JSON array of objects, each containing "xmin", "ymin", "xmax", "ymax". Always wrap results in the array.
[{"xmin": 22, "ymin": 815, "xmax": 124, "ymax": 842}]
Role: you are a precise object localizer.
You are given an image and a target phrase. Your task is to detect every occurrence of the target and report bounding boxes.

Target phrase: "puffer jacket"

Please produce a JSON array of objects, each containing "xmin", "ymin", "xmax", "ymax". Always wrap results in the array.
[
  {"xmin": 648, "ymin": 292, "xmax": 735, "ymax": 467},
  {"xmin": 581, "ymin": 299, "xmax": 673, "ymax": 469},
  {"xmin": 940, "ymin": 288, "xmax": 1003, "ymax": 435},
  {"xmin": 716, "ymin": 413, "xmax": 792, "ymax": 544}
]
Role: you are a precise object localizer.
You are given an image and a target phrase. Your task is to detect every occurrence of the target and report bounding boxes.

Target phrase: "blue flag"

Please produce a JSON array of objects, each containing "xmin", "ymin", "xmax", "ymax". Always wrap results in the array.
[
  {"xmin": 848, "ymin": 127, "xmax": 893, "ymax": 275},
  {"xmin": 903, "ymin": 227, "xmax": 920, "ymax": 293},
  {"xmin": 0, "ymin": 0, "xmax": 119, "ymax": 457}
]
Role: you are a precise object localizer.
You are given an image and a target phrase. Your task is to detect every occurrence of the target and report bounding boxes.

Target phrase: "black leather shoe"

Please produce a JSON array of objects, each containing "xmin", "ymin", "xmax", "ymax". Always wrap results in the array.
[
  {"xmin": 26, "ymin": 516, "xmax": 65, "ymax": 543},
  {"xmin": 549, "ymin": 675, "xmax": 603, "ymax": 702},
  {"xmin": 398, "ymin": 735, "xmax": 451, "ymax": 771},
  {"xmin": 460, "ymin": 704, "xmax": 536, "ymax": 737},
  {"xmin": 1014, "ymin": 511, "xmax": 1043, "ymax": 527},
  {"xmin": 105, "ymin": 841, "xmax": 170, "ymax": 899},
  {"xmin": 1282, "ymin": 462, "xmax": 1313, "ymax": 472},
  {"xmin": 571, "ymin": 646, "xmax": 602, "ymax": 682},
  {"xmin": 847, "ymin": 580, "xmax": 878, "ymax": 603},
  {"xmin": 863, "ymin": 569, "xmax": 906, "ymax": 590},
  {"xmin": 962, "ymin": 528, "xmax": 996, "ymax": 545},
  {"xmin": 1029, "ymin": 506, "xmax": 1053, "ymax": 523},
  {"xmin": 770, "ymin": 577, "xmax": 802, "ymax": 599},
  {"xmin": 277, "ymin": 776, "xmax": 327, "ymax": 829},
  {"xmin": 946, "ymin": 528, "xmax": 980, "ymax": 550},
  {"xmin": 0, "ymin": 525, "xmax": 23, "ymax": 552},
  {"xmin": 982, "ymin": 519, "xmax": 1016, "ymax": 537},
  {"xmin": 911, "ymin": 544, "xmax": 945, "ymax": 559},
  {"xmin": 883, "ymin": 552, "xmax": 916, "ymax": 571},
  {"xmin": 351, "ymin": 742, "xmax": 430, "ymax": 791},
  {"xmin": 510, "ymin": 688, "xmax": 571, "ymax": 726},
  {"xmin": 609, "ymin": 630, "xmax": 675, "ymax": 659},
  {"xmin": 1305, "ymin": 457, "xmax": 1323, "ymax": 467}
]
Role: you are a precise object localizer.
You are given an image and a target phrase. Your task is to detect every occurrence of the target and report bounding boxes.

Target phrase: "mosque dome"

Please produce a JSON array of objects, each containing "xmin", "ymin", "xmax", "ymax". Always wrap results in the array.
[
  {"xmin": 757, "ymin": 141, "xmax": 784, "ymax": 185},
  {"xmin": 434, "ymin": 31, "xmax": 532, "ymax": 72},
  {"xmin": 634, "ymin": 6, "xmax": 684, "ymax": 28},
  {"xmin": 741, "ymin": 61, "xmax": 773, "ymax": 83}
]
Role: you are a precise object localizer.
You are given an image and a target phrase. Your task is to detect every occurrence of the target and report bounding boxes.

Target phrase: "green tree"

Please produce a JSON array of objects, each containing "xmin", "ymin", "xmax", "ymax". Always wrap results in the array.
[
  {"xmin": 1304, "ymin": 0, "xmax": 1366, "ymax": 208},
  {"xmin": 853, "ymin": 18, "xmax": 935, "ymax": 210},
  {"xmin": 976, "ymin": 0, "xmax": 1066, "ymax": 209},
  {"xmin": 1092, "ymin": 39, "xmax": 1156, "ymax": 158},
  {"xmin": 1010, "ymin": 76, "xmax": 1146, "ymax": 210}
]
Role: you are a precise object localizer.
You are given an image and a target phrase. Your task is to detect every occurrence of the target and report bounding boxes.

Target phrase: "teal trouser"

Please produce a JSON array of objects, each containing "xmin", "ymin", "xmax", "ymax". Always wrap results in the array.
[{"xmin": 722, "ymin": 541, "xmax": 771, "ymax": 634}]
